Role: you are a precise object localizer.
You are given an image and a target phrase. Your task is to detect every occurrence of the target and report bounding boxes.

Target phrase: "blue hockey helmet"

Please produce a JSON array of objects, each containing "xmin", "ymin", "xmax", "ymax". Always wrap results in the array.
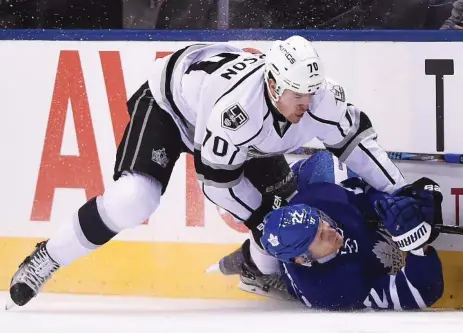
[{"xmin": 260, "ymin": 204, "xmax": 326, "ymax": 263}]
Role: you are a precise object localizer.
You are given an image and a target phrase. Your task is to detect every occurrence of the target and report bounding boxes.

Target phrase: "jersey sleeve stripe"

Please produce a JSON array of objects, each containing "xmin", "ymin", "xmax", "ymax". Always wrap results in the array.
[
  {"xmin": 162, "ymin": 44, "xmax": 207, "ymax": 129},
  {"xmin": 358, "ymin": 143, "xmax": 396, "ymax": 184},
  {"xmin": 389, "ymin": 275, "xmax": 402, "ymax": 310},
  {"xmin": 337, "ymin": 128, "xmax": 376, "ymax": 161},
  {"xmin": 236, "ymin": 125, "xmax": 264, "ymax": 147},
  {"xmin": 323, "ymin": 111, "xmax": 373, "ymax": 159},
  {"xmin": 198, "ymin": 173, "xmax": 244, "ymax": 188},
  {"xmin": 117, "ymin": 87, "xmax": 149, "ymax": 173},
  {"xmin": 228, "ymin": 188, "xmax": 254, "ymax": 213},
  {"xmin": 200, "ymin": 155, "xmax": 243, "ymax": 170},
  {"xmin": 322, "ymin": 109, "xmax": 361, "ymax": 150},
  {"xmin": 308, "ymin": 112, "xmax": 346, "ymax": 137},
  {"xmin": 194, "ymin": 149, "xmax": 245, "ymax": 187},
  {"xmin": 162, "ymin": 46, "xmax": 190, "ymax": 128},
  {"xmin": 129, "ymin": 98, "xmax": 155, "ymax": 170},
  {"xmin": 403, "ymin": 270, "xmax": 427, "ymax": 309},
  {"xmin": 202, "ymin": 184, "xmax": 245, "ymax": 221},
  {"xmin": 235, "ymin": 108, "xmax": 270, "ymax": 147},
  {"xmin": 214, "ymin": 63, "xmax": 265, "ymax": 106},
  {"xmin": 282, "ymin": 263, "xmax": 313, "ymax": 308},
  {"xmin": 320, "ymin": 110, "xmax": 396, "ymax": 185},
  {"xmin": 345, "ymin": 107, "xmax": 353, "ymax": 127}
]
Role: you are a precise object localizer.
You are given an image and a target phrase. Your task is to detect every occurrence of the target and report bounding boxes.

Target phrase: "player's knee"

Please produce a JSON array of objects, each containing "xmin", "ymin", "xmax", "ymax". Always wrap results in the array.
[
  {"xmin": 101, "ymin": 172, "xmax": 162, "ymax": 230},
  {"xmin": 78, "ymin": 172, "xmax": 162, "ymax": 246}
]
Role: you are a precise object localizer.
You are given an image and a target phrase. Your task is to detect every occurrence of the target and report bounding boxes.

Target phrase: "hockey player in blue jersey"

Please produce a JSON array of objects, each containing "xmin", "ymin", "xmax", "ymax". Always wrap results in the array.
[{"xmin": 216, "ymin": 152, "xmax": 444, "ymax": 310}]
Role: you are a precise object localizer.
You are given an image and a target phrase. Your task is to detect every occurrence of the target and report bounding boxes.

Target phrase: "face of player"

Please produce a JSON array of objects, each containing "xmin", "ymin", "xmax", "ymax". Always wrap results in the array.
[
  {"xmin": 268, "ymin": 79, "xmax": 312, "ymax": 124},
  {"xmin": 293, "ymin": 220, "xmax": 344, "ymax": 264}
]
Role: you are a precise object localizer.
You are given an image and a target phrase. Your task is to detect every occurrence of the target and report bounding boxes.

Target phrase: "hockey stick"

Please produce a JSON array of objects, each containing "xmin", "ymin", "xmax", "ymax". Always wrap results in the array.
[
  {"xmin": 435, "ymin": 224, "xmax": 463, "ymax": 235},
  {"xmin": 289, "ymin": 147, "xmax": 463, "ymax": 233},
  {"xmin": 368, "ymin": 219, "xmax": 463, "ymax": 235},
  {"xmin": 290, "ymin": 147, "xmax": 463, "ymax": 164}
]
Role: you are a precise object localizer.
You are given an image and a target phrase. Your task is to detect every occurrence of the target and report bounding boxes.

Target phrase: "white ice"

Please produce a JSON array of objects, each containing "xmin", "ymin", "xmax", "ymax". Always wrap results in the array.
[{"xmin": 1, "ymin": 291, "xmax": 463, "ymax": 333}]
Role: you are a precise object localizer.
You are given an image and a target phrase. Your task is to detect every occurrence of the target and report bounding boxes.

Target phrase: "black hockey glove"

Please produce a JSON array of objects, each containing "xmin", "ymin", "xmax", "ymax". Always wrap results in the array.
[
  {"xmin": 394, "ymin": 177, "xmax": 443, "ymax": 226},
  {"xmin": 244, "ymin": 194, "xmax": 288, "ymax": 249}
]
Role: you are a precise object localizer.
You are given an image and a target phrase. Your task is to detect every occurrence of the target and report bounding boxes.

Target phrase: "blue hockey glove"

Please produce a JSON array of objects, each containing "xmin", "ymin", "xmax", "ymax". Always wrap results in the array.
[
  {"xmin": 375, "ymin": 178, "xmax": 442, "ymax": 251},
  {"xmin": 375, "ymin": 195, "xmax": 433, "ymax": 251}
]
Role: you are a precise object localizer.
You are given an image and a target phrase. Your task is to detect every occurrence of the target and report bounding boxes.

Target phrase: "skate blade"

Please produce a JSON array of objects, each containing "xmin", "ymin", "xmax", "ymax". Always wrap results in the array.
[
  {"xmin": 238, "ymin": 281, "xmax": 295, "ymax": 302},
  {"xmin": 204, "ymin": 263, "xmax": 220, "ymax": 274},
  {"xmin": 238, "ymin": 281, "xmax": 267, "ymax": 297},
  {"xmin": 5, "ymin": 297, "xmax": 16, "ymax": 311}
]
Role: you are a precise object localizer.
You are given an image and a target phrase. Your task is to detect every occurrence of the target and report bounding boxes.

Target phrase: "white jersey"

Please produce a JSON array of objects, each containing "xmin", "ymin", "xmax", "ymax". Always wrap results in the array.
[{"xmin": 147, "ymin": 44, "xmax": 407, "ymax": 221}]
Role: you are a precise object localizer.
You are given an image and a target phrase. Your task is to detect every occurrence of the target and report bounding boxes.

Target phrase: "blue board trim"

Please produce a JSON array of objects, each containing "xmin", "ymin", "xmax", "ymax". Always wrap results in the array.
[{"xmin": 1, "ymin": 29, "xmax": 463, "ymax": 42}]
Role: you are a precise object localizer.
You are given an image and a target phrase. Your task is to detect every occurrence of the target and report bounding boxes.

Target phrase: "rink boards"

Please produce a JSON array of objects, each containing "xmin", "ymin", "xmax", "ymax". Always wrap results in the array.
[{"xmin": 1, "ymin": 30, "xmax": 463, "ymax": 309}]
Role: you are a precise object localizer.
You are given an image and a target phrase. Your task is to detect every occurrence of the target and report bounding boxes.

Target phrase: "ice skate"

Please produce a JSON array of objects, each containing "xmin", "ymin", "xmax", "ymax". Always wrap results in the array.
[
  {"xmin": 238, "ymin": 240, "xmax": 294, "ymax": 301},
  {"xmin": 6, "ymin": 241, "xmax": 60, "ymax": 309},
  {"xmin": 208, "ymin": 239, "xmax": 294, "ymax": 301},
  {"xmin": 206, "ymin": 242, "xmax": 245, "ymax": 275}
]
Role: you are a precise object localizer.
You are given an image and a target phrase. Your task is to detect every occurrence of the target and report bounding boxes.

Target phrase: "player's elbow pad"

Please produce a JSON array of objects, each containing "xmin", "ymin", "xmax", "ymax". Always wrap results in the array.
[{"xmin": 326, "ymin": 110, "xmax": 374, "ymax": 159}]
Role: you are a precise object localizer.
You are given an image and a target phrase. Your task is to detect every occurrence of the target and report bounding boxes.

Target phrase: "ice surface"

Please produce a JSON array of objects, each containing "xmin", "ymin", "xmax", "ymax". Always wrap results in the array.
[{"xmin": 1, "ymin": 291, "xmax": 463, "ymax": 333}]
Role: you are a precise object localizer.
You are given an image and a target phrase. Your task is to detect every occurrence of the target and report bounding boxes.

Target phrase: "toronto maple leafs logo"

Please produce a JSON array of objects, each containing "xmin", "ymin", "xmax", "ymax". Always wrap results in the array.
[
  {"xmin": 151, "ymin": 148, "xmax": 169, "ymax": 168},
  {"xmin": 268, "ymin": 234, "xmax": 280, "ymax": 247},
  {"xmin": 373, "ymin": 229, "xmax": 405, "ymax": 275}
]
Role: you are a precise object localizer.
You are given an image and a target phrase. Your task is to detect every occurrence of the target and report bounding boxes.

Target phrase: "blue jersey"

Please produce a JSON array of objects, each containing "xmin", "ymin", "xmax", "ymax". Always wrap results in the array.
[{"xmin": 281, "ymin": 152, "xmax": 444, "ymax": 310}]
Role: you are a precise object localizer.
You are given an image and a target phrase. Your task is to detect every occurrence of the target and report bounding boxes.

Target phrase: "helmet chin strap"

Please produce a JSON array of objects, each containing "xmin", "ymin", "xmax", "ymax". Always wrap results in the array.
[{"xmin": 265, "ymin": 79, "xmax": 284, "ymax": 114}]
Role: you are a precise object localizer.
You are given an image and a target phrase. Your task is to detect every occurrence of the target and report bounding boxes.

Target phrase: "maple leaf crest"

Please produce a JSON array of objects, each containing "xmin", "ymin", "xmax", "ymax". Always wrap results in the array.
[
  {"xmin": 268, "ymin": 234, "xmax": 280, "ymax": 247},
  {"xmin": 373, "ymin": 240, "xmax": 394, "ymax": 268},
  {"xmin": 373, "ymin": 229, "xmax": 405, "ymax": 274}
]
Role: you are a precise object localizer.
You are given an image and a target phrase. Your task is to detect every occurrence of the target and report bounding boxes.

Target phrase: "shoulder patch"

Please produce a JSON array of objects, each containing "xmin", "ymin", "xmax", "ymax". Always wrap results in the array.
[
  {"xmin": 221, "ymin": 103, "xmax": 249, "ymax": 131},
  {"xmin": 330, "ymin": 84, "xmax": 345, "ymax": 103}
]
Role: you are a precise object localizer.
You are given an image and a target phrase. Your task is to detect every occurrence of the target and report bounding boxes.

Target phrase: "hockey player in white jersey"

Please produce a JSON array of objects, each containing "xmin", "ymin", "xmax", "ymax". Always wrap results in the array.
[{"xmin": 7, "ymin": 35, "xmax": 436, "ymax": 308}]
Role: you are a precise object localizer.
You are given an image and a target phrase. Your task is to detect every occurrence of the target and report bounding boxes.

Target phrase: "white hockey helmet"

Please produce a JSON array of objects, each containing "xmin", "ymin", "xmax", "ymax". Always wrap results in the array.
[{"xmin": 264, "ymin": 36, "xmax": 325, "ymax": 100}]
